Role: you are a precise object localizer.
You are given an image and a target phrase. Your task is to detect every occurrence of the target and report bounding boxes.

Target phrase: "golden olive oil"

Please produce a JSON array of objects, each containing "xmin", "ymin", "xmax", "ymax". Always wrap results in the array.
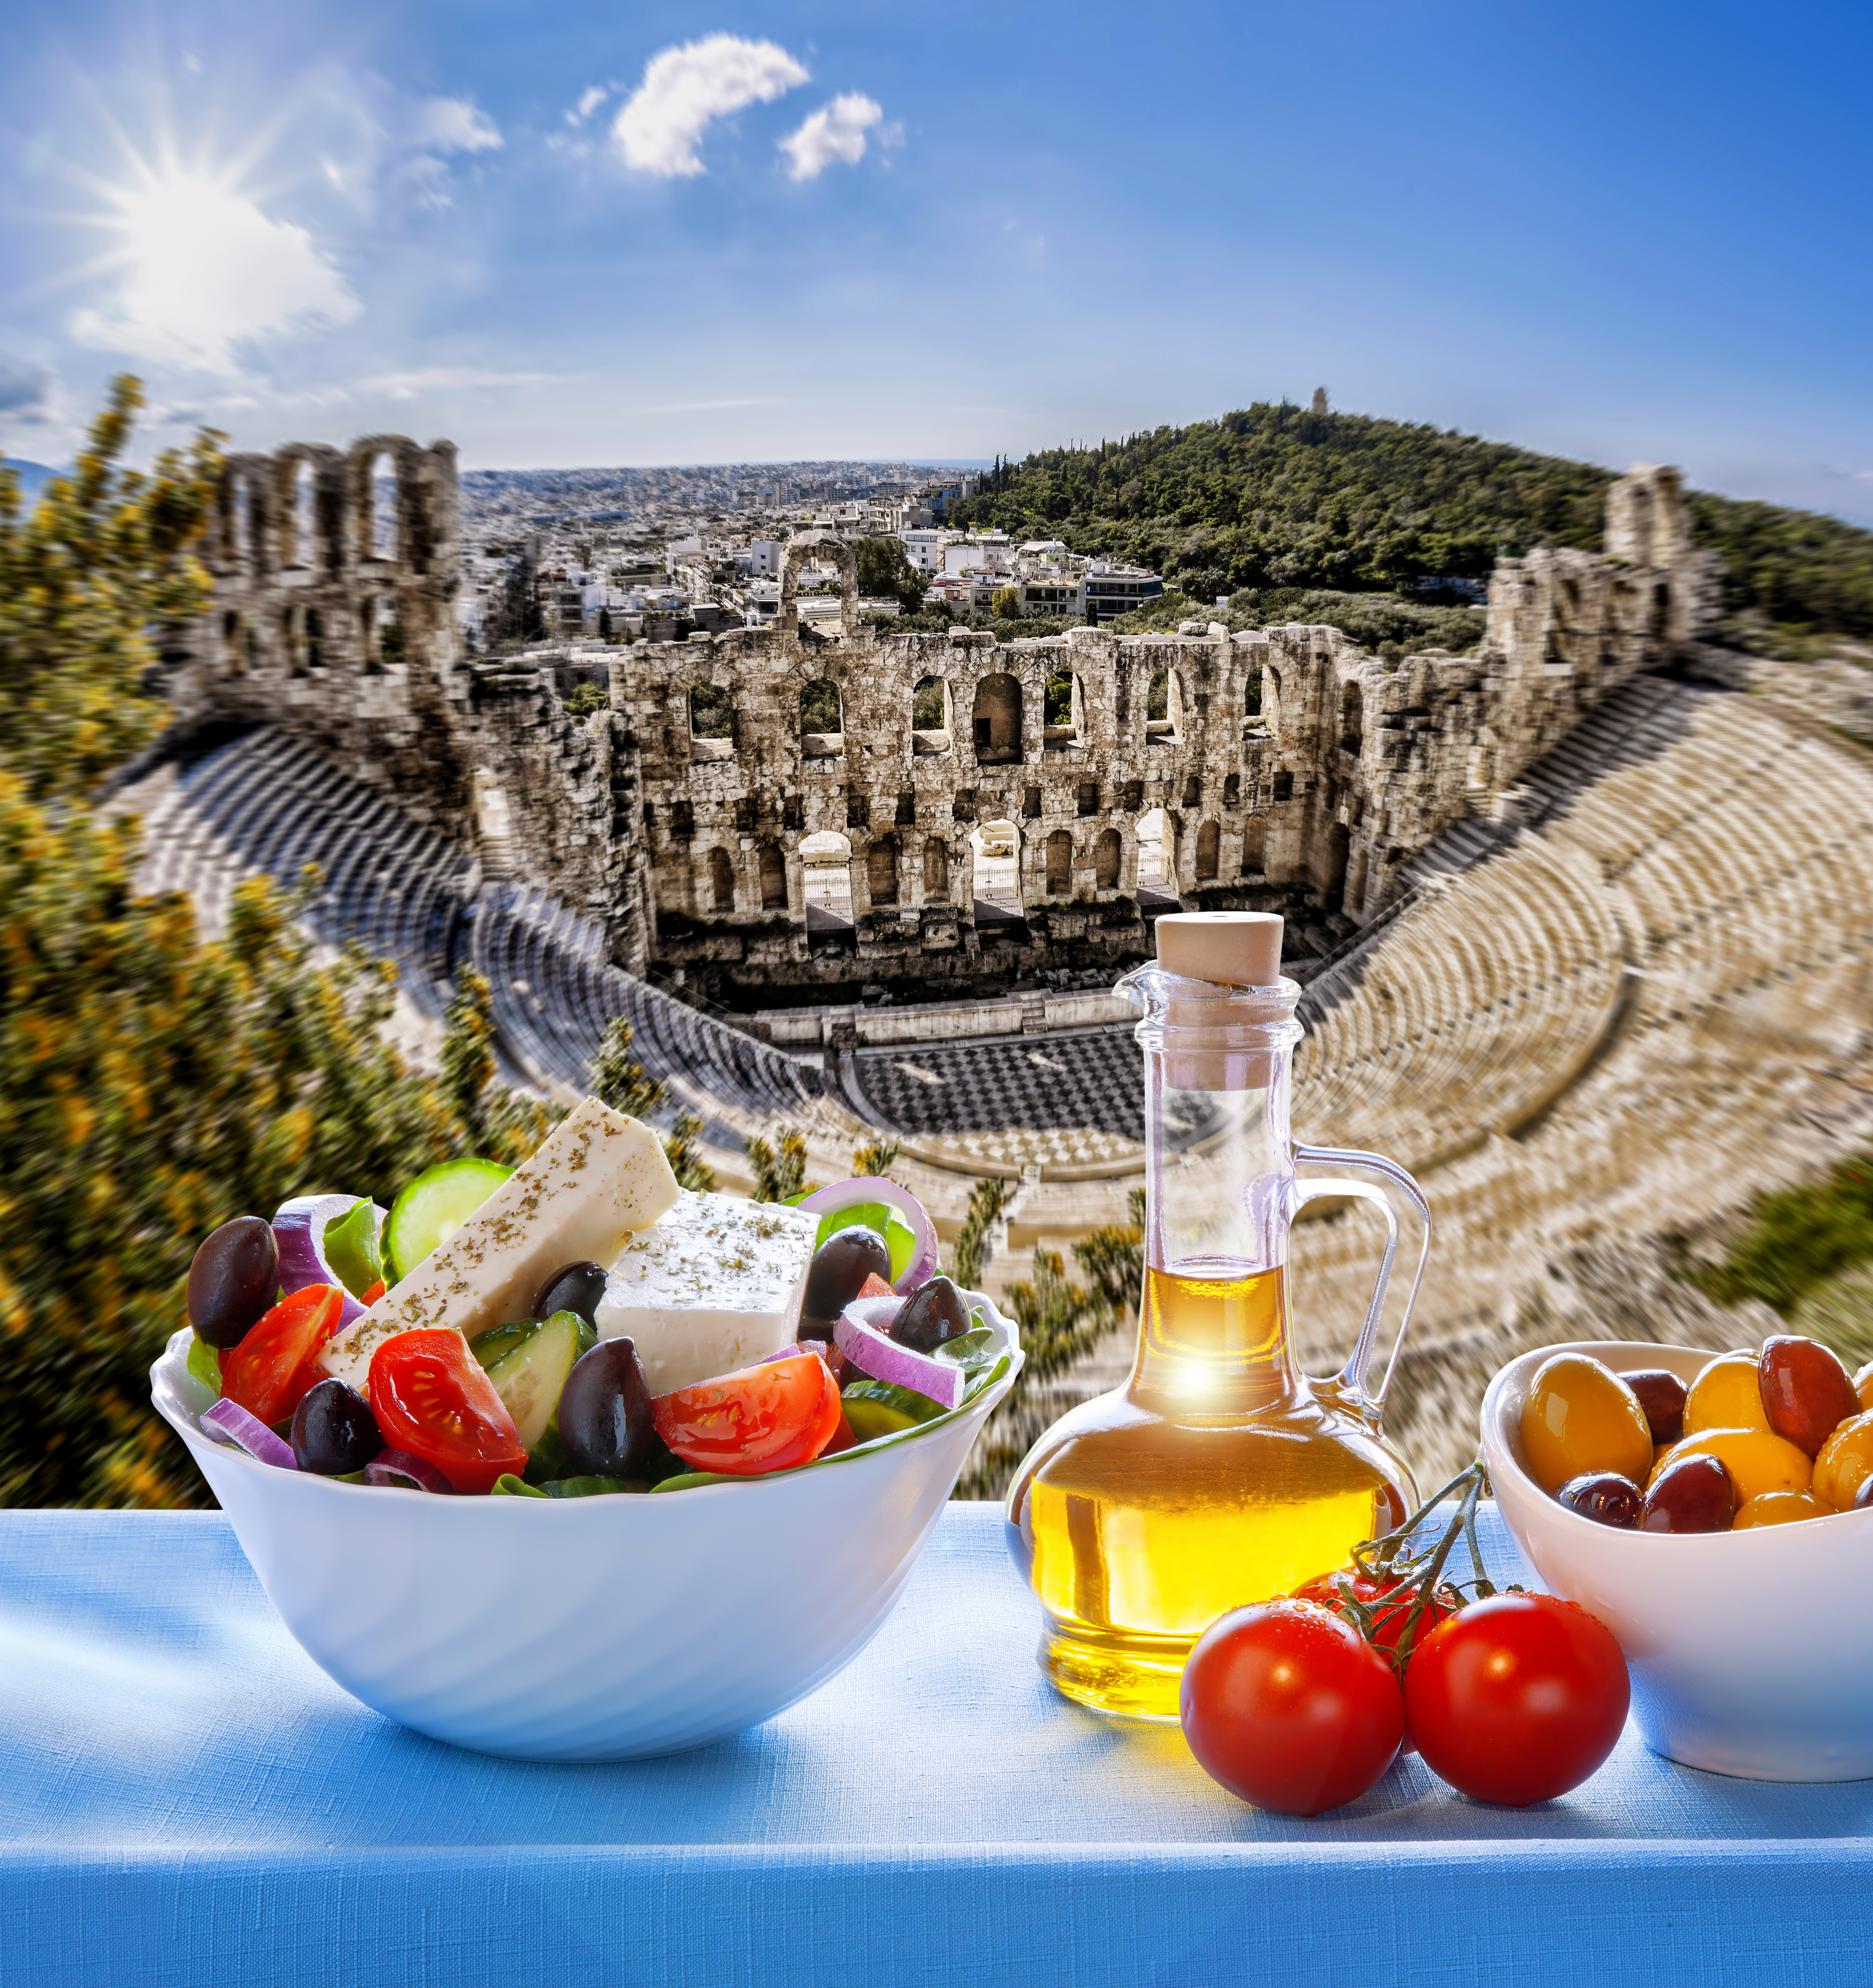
[{"xmin": 1008, "ymin": 1263, "xmax": 1410, "ymax": 1721}]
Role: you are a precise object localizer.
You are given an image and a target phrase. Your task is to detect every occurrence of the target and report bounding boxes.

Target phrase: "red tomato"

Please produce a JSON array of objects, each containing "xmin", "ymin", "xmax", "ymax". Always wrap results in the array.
[
  {"xmin": 1179, "ymin": 1600, "xmax": 1406, "ymax": 1816},
  {"xmin": 857, "ymin": 1272, "xmax": 895, "ymax": 1300},
  {"xmin": 1404, "ymin": 1593, "xmax": 1630, "ymax": 1806},
  {"xmin": 223, "ymin": 1284, "xmax": 345, "ymax": 1427},
  {"xmin": 368, "ymin": 1329, "xmax": 527, "ymax": 1494},
  {"xmin": 652, "ymin": 1353, "xmax": 842, "ymax": 1476}
]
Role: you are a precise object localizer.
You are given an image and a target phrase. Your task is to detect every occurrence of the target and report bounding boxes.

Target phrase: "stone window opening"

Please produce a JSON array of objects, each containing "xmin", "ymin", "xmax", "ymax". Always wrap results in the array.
[
  {"xmin": 1076, "ymin": 778, "xmax": 1100, "ymax": 817},
  {"xmin": 1244, "ymin": 667, "xmax": 1264, "ymax": 725},
  {"xmin": 800, "ymin": 829, "xmax": 854, "ymax": 927},
  {"xmin": 1044, "ymin": 671, "xmax": 1083, "ymax": 747},
  {"xmin": 290, "ymin": 460, "xmax": 316, "ymax": 570},
  {"xmin": 800, "ymin": 677, "xmax": 844, "ymax": 757},
  {"xmin": 367, "ymin": 451, "xmax": 398, "ymax": 562},
  {"xmin": 1094, "ymin": 827, "xmax": 1122, "ymax": 890},
  {"xmin": 304, "ymin": 607, "xmax": 324, "ymax": 672},
  {"xmin": 758, "ymin": 840, "xmax": 788, "ymax": 910},
  {"xmin": 782, "ymin": 794, "xmax": 805, "ymax": 831},
  {"xmin": 923, "ymin": 837, "xmax": 950, "ymax": 902},
  {"xmin": 707, "ymin": 846, "xmax": 735, "ymax": 913},
  {"xmin": 222, "ymin": 610, "xmax": 243, "ymax": 677},
  {"xmin": 690, "ymin": 683, "xmax": 736, "ymax": 760},
  {"xmin": 1022, "ymin": 785, "xmax": 1042, "ymax": 821},
  {"xmin": 895, "ymin": 790, "xmax": 917, "ymax": 828},
  {"xmin": 1045, "ymin": 829, "xmax": 1073, "ymax": 896},
  {"xmin": 846, "ymin": 789, "xmax": 870, "ymax": 830},
  {"xmin": 1147, "ymin": 667, "xmax": 1183, "ymax": 742},
  {"xmin": 1122, "ymin": 778, "xmax": 1144, "ymax": 813},
  {"xmin": 734, "ymin": 796, "xmax": 758, "ymax": 834},
  {"xmin": 1241, "ymin": 814, "xmax": 1267, "ymax": 876},
  {"xmin": 1339, "ymin": 681, "xmax": 1363, "ymax": 755},
  {"xmin": 1182, "ymin": 774, "xmax": 1202, "ymax": 808},
  {"xmin": 374, "ymin": 597, "xmax": 402, "ymax": 671},
  {"xmin": 284, "ymin": 607, "xmax": 306, "ymax": 678},
  {"xmin": 968, "ymin": 818, "xmax": 1020, "ymax": 910},
  {"xmin": 1195, "ymin": 819, "xmax": 1221, "ymax": 882},
  {"xmin": 912, "ymin": 675, "xmax": 951, "ymax": 754},
  {"xmin": 1272, "ymin": 770, "xmax": 1293, "ymax": 803},
  {"xmin": 971, "ymin": 673, "xmax": 1023, "ymax": 764},
  {"xmin": 868, "ymin": 834, "xmax": 900, "ymax": 907},
  {"xmin": 1223, "ymin": 772, "xmax": 1241, "ymax": 809},
  {"xmin": 1137, "ymin": 806, "xmax": 1169, "ymax": 888}
]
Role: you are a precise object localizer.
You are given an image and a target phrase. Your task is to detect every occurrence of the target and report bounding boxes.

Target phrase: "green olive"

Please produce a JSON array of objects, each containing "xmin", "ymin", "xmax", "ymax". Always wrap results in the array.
[{"xmin": 1521, "ymin": 1354, "xmax": 1655, "ymax": 1494}]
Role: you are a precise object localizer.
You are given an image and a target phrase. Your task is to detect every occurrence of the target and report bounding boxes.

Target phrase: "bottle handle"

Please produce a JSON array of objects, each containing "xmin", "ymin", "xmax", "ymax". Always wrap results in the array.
[{"xmin": 1290, "ymin": 1143, "xmax": 1433, "ymax": 1421}]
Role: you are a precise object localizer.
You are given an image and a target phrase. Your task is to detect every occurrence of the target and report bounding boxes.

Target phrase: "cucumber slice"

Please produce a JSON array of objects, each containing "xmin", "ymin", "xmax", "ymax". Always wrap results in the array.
[
  {"xmin": 383, "ymin": 1157, "xmax": 512, "ymax": 1285},
  {"xmin": 483, "ymin": 1310, "xmax": 584, "ymax": 1451},
  {"xmin": 322, "ymin": 1197, "xmax": 383, "ymax": 1301},
  {"xmin": 841, "ymin": 1376, "xmax": 944, "ymax": 1442},
  {"xmin": 469, "ymin": 1321, "xmax": 538, "ymax": 1371}
]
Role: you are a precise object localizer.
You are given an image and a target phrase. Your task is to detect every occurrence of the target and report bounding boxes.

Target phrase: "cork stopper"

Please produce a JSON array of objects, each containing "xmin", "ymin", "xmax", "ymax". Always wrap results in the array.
[{"xmin": 1155, "ymin": 911, "xmax": 1284, "ymax": 986}]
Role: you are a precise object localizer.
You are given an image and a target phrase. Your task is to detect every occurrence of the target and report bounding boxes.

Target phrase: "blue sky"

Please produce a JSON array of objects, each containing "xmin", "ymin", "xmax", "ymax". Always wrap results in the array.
[{"xmin": 2, "ymin": 0, "xmax": 1870, "ymax": 521}]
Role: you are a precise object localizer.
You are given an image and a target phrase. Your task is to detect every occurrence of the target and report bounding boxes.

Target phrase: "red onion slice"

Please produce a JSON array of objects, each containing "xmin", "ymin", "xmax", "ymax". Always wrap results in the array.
[
  {"xmin": 796, "ymin": 1178, "xmax": 939, "ymax": 1295},
  {"xmin": 363, "ymin": 1449, "xmax": 454, "ymax": 1493},
  {"xmin": 272, "ymin": 1195, "xmax": 384, "ymax": 1333},
  {"xmin": 834, "ymin": 1302, "xmax": 965, "ymax": 1410},
  {"xmin": 201, "ymin": 1398, "xmax": 298, "ymax": 1470}
]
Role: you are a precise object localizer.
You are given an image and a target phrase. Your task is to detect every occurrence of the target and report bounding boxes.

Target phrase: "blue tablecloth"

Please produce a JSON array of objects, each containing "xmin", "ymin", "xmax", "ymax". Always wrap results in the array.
[{"xmin": 1, "ymin": 1502, "xmax": 1866, "ymax": 1988}]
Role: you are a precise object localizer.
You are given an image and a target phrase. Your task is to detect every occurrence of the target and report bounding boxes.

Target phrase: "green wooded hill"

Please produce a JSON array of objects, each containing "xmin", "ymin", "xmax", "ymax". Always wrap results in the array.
[{"xmin": 951, "ymin": 404, "xmax": 1873, "ymax": 645}]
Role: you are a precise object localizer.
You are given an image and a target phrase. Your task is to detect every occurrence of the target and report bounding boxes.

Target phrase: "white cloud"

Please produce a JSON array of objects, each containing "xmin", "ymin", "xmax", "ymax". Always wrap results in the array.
[
  {"xmin": 566, "ymin": 85, "xmax": 611, "ymax": 128},
  {"xmin": 778, "ymin": 93, "xmax": 885, "ymax": 181},
  {"xmin": 72, "ymin": 173, "xmax": 361, "ymax": 375},
  {"xmin": 361, "ymin": 366, "xmax": 555, "ymax": 401},
  {"xmin": 409, "ymin": 96, "xmax": 504, "ymax": 156},
  {"xmin": 614, "ymin": 34, "xmax": 809, "ymax": 177}
]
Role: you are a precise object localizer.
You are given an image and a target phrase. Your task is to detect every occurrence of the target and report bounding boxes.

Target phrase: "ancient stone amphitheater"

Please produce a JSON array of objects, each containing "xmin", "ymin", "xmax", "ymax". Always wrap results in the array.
[{"xmin": 119, "ymin": 443, "xmax": 1873, "ymax": 1492}]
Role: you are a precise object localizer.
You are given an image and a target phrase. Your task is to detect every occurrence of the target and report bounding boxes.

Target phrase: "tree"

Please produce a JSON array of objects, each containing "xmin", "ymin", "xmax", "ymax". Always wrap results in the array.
[
  {"xmin": 747, "ymin": 1126, "xmax": 814, "ymax": 1203},
  {"xmin": 854, "ymin": 535, "xmax": 927, "ymax": 612},
  {"xmin": 597, "ymin": 606, "xmax": 613, "ymax": 639},
  {"xmin": 589, "ymin": 1016, "xmax": 666, "ymax": 1120},
  {"xmin": 663, "ymin": 1111, "xmax": 717, "ymax": 1192},
  {"xmin": 563, "ymin": 681, "xmax": 607, "ymax": 719},
  {"xmin": 992, "ymin": 585, "xmax": 1022, "ymax": 621},
  {"xmin": 0, "ymin": 376, "xmax": 219, "ymax": 806},
  {"xmin": 487, "ymin": 553, "xmax": 543, "ymax": 649},
  {"xmin": 852, "ymin": 1137, "xmax": 901, "ymax": 1178},
  {"xmin": 953, "ymin": 1176, "xmax": 1010, "ymax": 1286}
]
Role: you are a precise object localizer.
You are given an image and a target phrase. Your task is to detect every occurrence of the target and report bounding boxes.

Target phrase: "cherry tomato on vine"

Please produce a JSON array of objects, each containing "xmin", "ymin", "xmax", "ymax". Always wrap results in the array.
[
  {"xmin": 1180, "ymin": 1600, "xmax": 1405, "ymax": 1816},
  {"xmin": 1290, "ymin": 1568, "xmax": 1455, "ymax": 1661},
  {"xmin": 1403, "ymin": 1593, "xmax": 1629, "ymax": 1806}
]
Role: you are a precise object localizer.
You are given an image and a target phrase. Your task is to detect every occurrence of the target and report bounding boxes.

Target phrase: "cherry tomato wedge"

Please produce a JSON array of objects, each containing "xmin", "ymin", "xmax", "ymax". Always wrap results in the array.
[
  {"xmin": 222, "ymin": 1283, "xmax": 345, "ymax": 1427},
  {"xmin": 1404, "ymin": 1593, "xmax": 1629, "ymax": 1806},
  {"xmin": 368, "ymin": 1328, "xmax": 527, "ymax": 1494},
  {"xmin": 651, "ymin": 1353, "xmax": 842, "ymax": 1476},
  {"xmin": 1180, "ymin": 1600, "xmax": 1405, "ymax": 1816}
]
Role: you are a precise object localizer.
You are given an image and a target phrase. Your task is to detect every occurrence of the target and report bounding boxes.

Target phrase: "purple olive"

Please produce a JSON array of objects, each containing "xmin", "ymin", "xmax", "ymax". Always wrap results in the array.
[
  {"xmin": 1558, "ymin": 1470, "xmax": 1643, "ymax": 1529},
  {"xmin": 1641, "ymin": 1453, "xmax": 1734, "ymax": 1534},
  {"xmin": 291, "ymin": 1378, "xmax": 384, "ymax": 1476},
  {"xmin": 557, "ymin": 1338, "xmax": 655, "ymax": 1478},
  {"xmin": 1622, "ymin": 1369, "xmax": 1689, "ymax": 1447},
  {"xmin": 186, "ymin": 1216, "xmax": 280, "ymax": 1349},
  {"xmin": 533, "ymin": 1260, "xmax": 607, "ymax": 1328},
  {"xmin": 891, "ymin": 1275, "xmax": 971, "ymax": 1353},
  {"xmin": 800, "ymin": 1227, "xmax": 891, "ymax": 1341}
]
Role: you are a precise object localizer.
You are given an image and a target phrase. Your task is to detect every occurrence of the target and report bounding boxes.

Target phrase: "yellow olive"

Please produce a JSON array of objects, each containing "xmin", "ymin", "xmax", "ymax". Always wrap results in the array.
[
  {"xmin": 1732, "ymin": 1490, "xmax": 1829, "ymax": 1530},
  {"xmin": 1853, "ymin": 1360, "xmax": 1873, "ymax": 1417},
  {"xmin": 1812, "ymin": 1409, "xmax": 1873, "ymax": 1512},
  {"xmin": 1683, "ymin": 1351, "xmax": 1771, "ymax": 1437},
  {"xmin": 1521, "ymin": 1354, "xmax": 1655, "ymax": 1494},
  {"xmin": 1653, "ymin": 1426, "xmax": 1812, "ymax": 1505}
]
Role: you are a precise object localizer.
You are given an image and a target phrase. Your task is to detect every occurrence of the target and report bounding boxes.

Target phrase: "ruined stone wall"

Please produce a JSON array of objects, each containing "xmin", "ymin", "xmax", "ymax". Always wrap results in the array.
[{"xmin": 165, "ymin": 450, "xmax": 1719, "ymax": 985}]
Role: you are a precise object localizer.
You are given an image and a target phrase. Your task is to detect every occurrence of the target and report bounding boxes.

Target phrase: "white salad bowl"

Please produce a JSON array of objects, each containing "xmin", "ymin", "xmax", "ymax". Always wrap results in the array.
[
  {"xmin": 151, "ymin": 1308, "xmax": 1021, "ymax": 1761},
  {"xmin": 1481, "ymin": 1339, "xmax": 1873, "ymax": 1782}
]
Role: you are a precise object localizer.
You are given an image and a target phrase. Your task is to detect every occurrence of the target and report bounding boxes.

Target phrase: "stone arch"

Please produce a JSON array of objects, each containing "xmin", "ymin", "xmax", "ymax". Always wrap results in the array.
[
  {"xmin": 1195, "ymin": 819, "xmax": 1221, "ymax": 881},
  {"xmin": 690, "ymin": 682, "xmax": 735, "ymax": 742},
  {"xmin": 923, "ymin": 836, "xmax": 950, "ymax": 902},
  {"xmin": 288, "ymin": 458, "xmax": 316, "ymax": 569},
  {"xmin": 867, "ymin": 833, "xmax": 900, "ymax": 907},
  {"xmin": 800, "ymin": 828, "xmax": 853, "ymax": 927},
  {"xmin": 1245, "ymin": 664, "xmax": 1263, "ymax": 720},
  {"xmin": 971, "ymin": 672, "xmax": 1023, "ymax": 764},
  {"xmin": 1223, "ymin": 771, "xmax": 1241, "ymax": 808},
  {"xmin": 1094, "ymin": 826, "xmax": 1122, "ymax": 889},
  {"xmin": 968, "ymin": 816, "xmax": 1022, "ymax": 915},
  {"xmin": 1241, "ymin": 814, "xmax": 1267, "ymax": 876},
  {"xmin": 800, "ymin": 676, "xmax": 843, "ymax": 754},
  {"xmin": 758, "ymin": 839, "xmax": 788, "ymax": 910},
  {"xmin": 707, "ymin": 845, "xmax": 735, "ymax": 913},
  {"xmin": 348, "ymin": 436, "xmax": 416, "ymax": 567},
  {"xmin": 1044, "ymin": 669, "xmax": 1082, "ymax": 742},
  {"xmin": 912, "ymin": 674, "xmax": 951, "ymax": 751},
  {"xmin": 1137, "ymin": 806, "xmax": 1169, "ymax": 885},
  {"xmin": 373, "ymin": 596, "xmax": 402, "ymax": 670},
  {"xmin": 223, "ymin": 460, "xmax": 270, "ymax": 579},
  {"xmin": 779, "ymin": 529, "xmax": 858, "ymax": 632},
  {"xmin": 1046, "ymin": 828, "xmax": 1073, "ymax": 895}
]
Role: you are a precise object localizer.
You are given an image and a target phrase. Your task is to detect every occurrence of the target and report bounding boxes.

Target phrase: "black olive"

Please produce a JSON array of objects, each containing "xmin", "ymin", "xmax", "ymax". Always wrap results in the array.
[
  {"xmin": 187, "ymin": 1217, "xmax": 280, "ymax": 1349},
  {"xmin": 891, "ymin": 1276, "xmax": 971, "ymax": 1353},
  {"xmin": 799, "ymin": 1226, "xmax": 892, "ymax": 1341},
  {"xmin": 533, "ymin": 1261, "xmax": 608, "ymax": 1328},
  {"xmin": 557, "ymin": 1338, "xmax": 656, "ymax": 1477},
  {"xmin": 291, "ymin": 1379, "xmax": 384, "ymax": 1475},
  {"xmin": 1557, "ymin": 1470, "xmax": 1643, "ymax": 1530}
]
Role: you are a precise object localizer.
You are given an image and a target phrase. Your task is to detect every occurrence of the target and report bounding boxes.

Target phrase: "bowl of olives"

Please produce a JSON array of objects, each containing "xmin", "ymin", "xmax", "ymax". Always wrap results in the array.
[{"xmin": 1481, "ymin": 1339, "xmax": 1873, "ymax": 1780}]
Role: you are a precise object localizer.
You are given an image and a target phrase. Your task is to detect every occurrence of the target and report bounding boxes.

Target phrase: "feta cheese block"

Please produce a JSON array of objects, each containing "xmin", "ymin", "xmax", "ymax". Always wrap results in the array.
[
  {"xmin": 318, "ymin": 1096, "xmax": 680, "ymax": 1393},
  {"xmin": 595, "ymin": 1190, "xmax": 820, "ymax": 1395}
]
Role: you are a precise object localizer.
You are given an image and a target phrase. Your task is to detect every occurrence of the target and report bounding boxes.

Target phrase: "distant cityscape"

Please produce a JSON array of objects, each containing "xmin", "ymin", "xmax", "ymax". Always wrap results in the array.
[{"xmin": 456, "ymin": 460, "xmax": 1164, "ymax": 649}]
